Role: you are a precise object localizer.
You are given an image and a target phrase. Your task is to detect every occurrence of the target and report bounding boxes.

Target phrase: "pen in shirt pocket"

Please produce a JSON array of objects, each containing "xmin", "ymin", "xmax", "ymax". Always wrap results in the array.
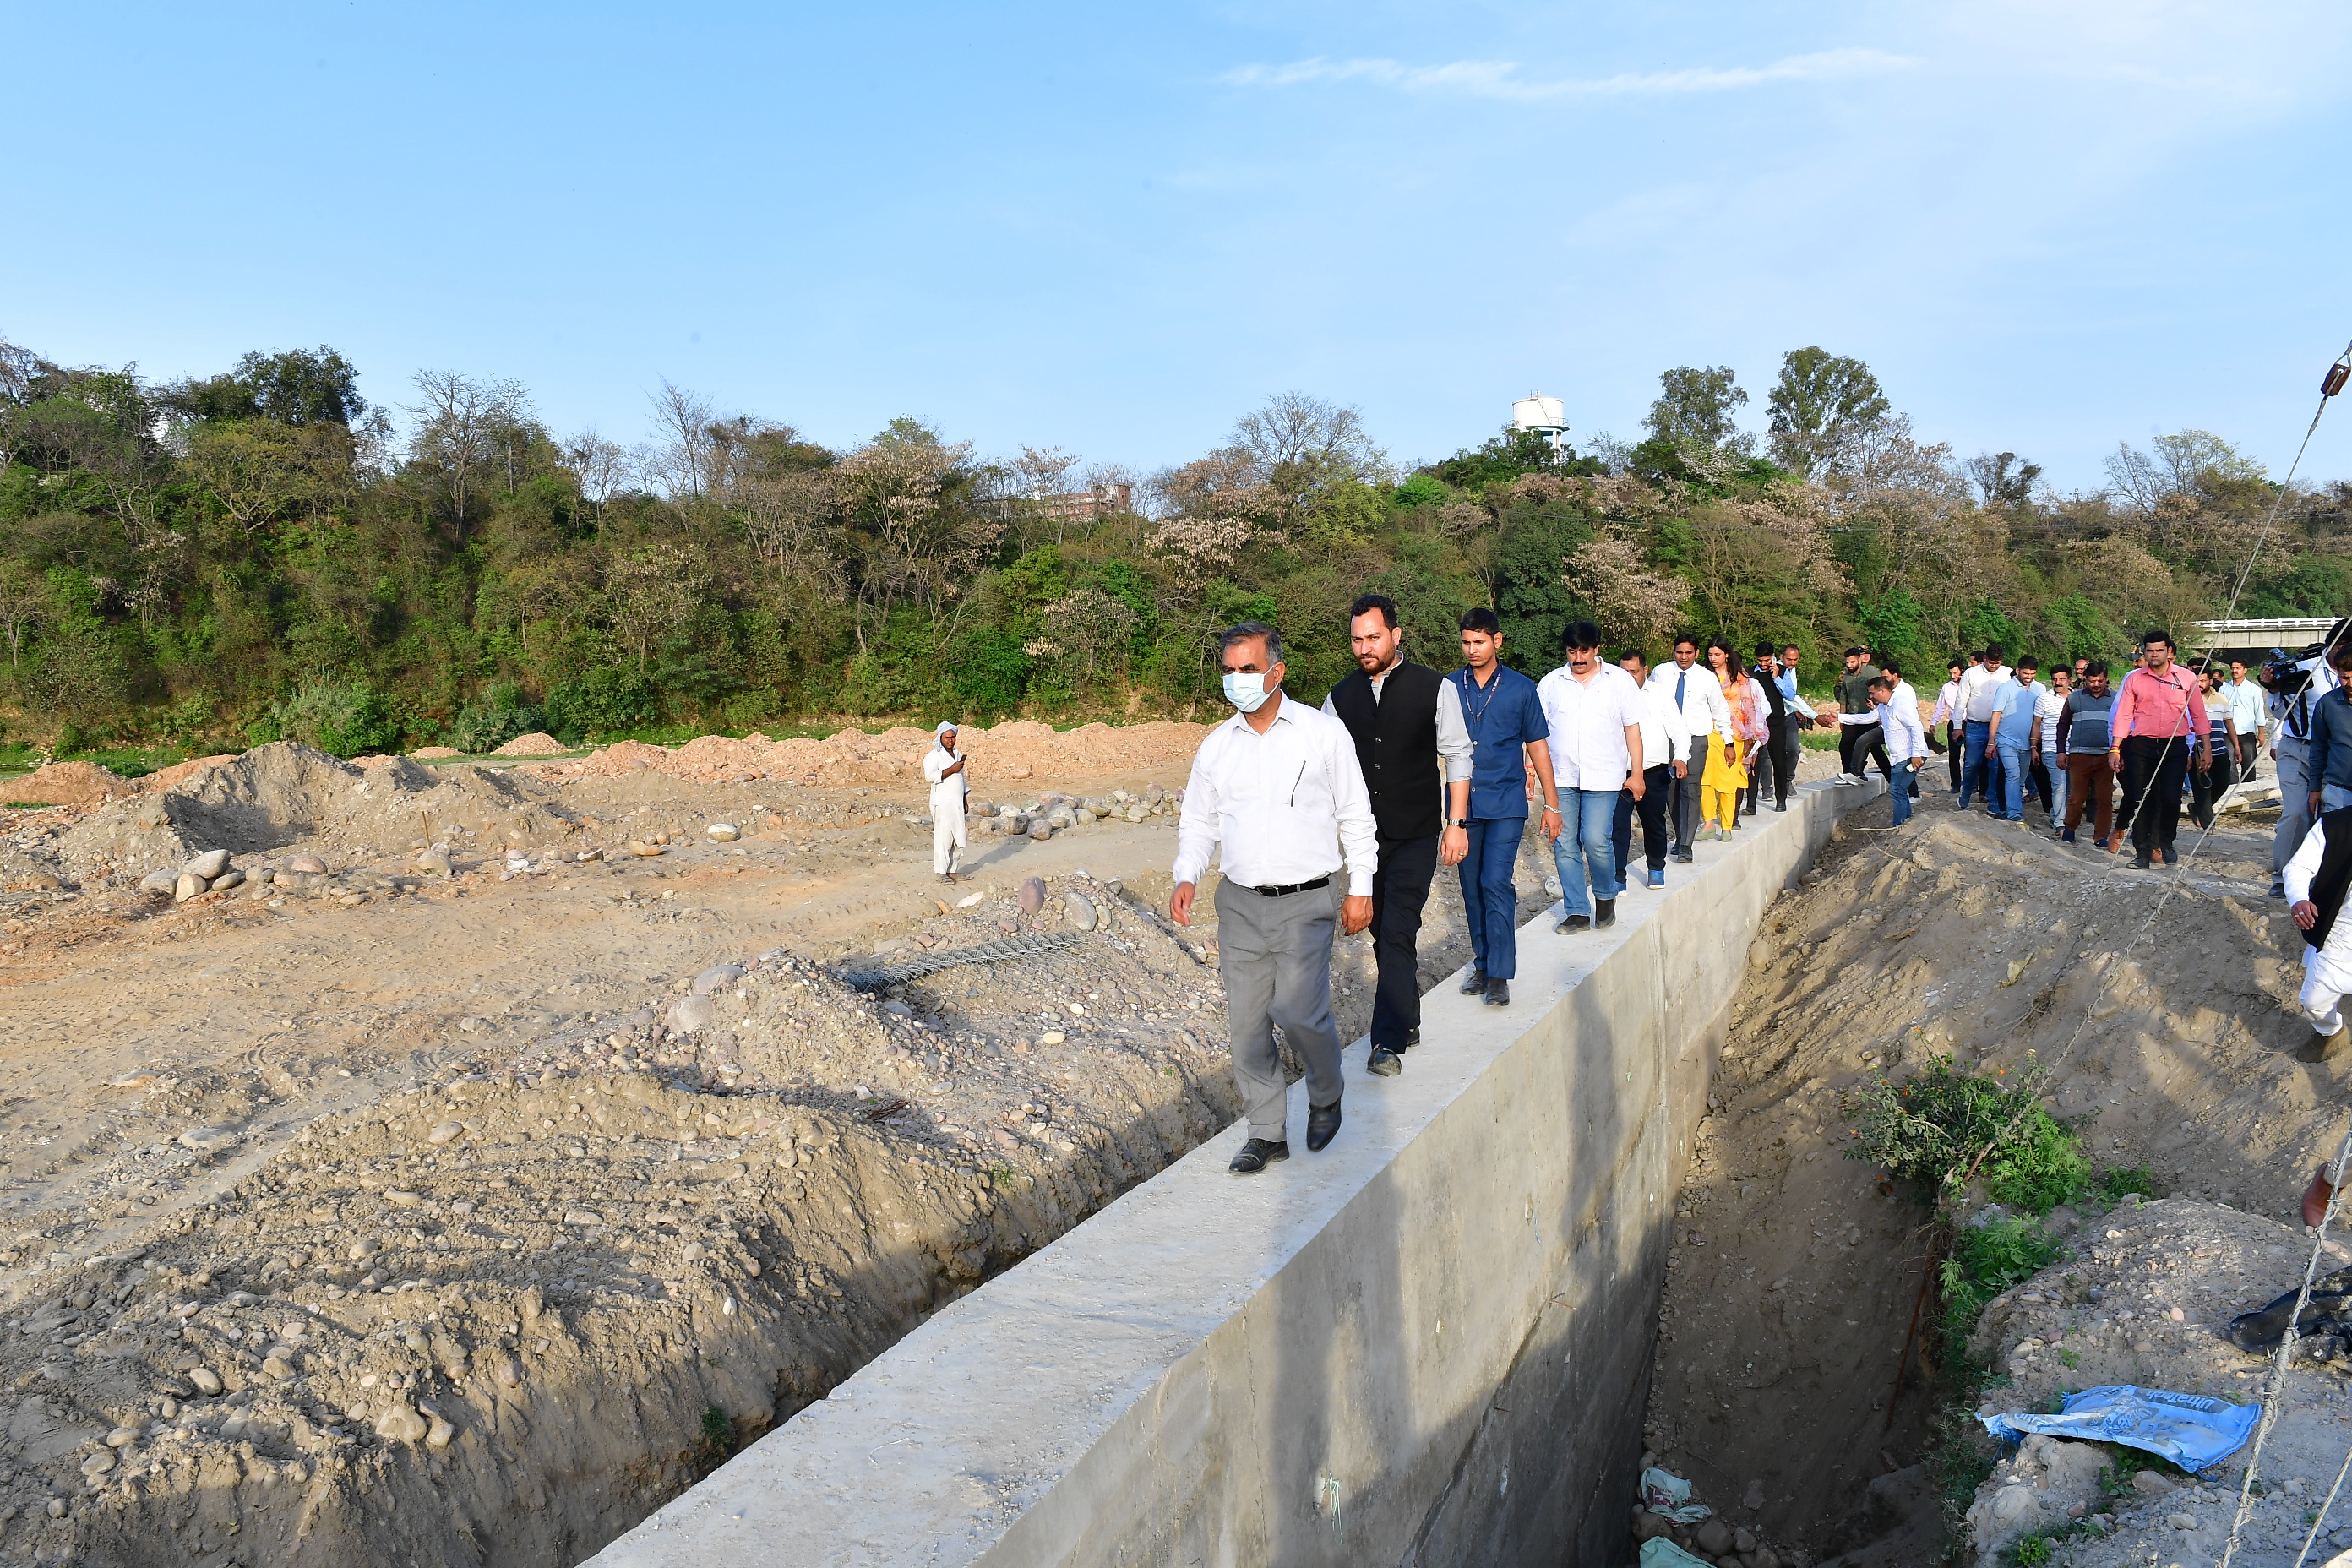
[{"xmin": 1288, "ymin": 761, "xmax": 1307, "ymax": 805}]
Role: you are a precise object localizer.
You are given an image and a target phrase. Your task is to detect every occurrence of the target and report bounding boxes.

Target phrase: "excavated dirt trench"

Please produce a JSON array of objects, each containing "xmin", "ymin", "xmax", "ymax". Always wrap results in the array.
[{"xmin": 1637, "ymin": 789, "xmax": 2342, "ymax": 1566}]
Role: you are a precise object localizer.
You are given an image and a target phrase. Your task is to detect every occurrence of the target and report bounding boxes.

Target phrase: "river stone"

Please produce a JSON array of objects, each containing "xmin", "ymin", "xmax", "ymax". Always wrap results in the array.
[
  {"xmin": 425, "ymin": 1413, "xmax": 455, "ymax": 1448},
  {"xmin": 79, "ymin": 1451, "xmax": 115, "ymax": 1477},
  {"xmin": 262, "ymin": 1355, "xmax": 292, "ymax": 1380},
  {"xmin": 1064, "ymin": 892, "xmax": 1098, "ymax": 931},
  {"xmin": 1017, "ymin": 876, "xmax": 1047, "ymax": 913},
  {"xmin": 210, "ymin": 869, "xmax": 244, "ymax": 891},
  {"xmin": 179, "ymin": 1126, "xmax": 240, "ymax": 1153},
  {"xmin": 1027, "ymin": 820, "xmax": 1054, "ymax": 841},
  {"xmin": 426, "ymin": 1119, "xmax": 463, "ymax": 1145},
  {"xmin": 286, "ymin": 853, "xmax": 326, "ymax": 874},
  {"xmin": 172, "ymin": 873, "xmax": 207, "ymax": 903},
  {"xmin": 1040, "ymin": 1030, "xmax": 1067, "ymax": 1046},
  {"xmin": 494, "ymin": 1358, "xmax": 523, "ymax": 1389},
  {"xmin": 139, "ymin": 869, "xmax": 177, "ymax": 895},
  {"xmin": 692, "ymin": 964, "xmax": 744, "ymax": 996},
  {"xmin": 182, "ymin": 849, "xmax": 231, "ymax": 879},
  {"xmin": 105, "ymin": 1426, "xmax": 139, "ymax": 1448},
  {"xmin": 669, "ymin": 994, "xmax": 716, "ymax": 1036},
  {"xmin": 188, "ymin": 1368, "xmax": 223, "ymax": 1396},
  {"xmin": 706, "ymin": 823, "xmax": 739, "ymax": 841},
  {"xmin": 373, "ymin": 1403, "xmax": 430, "ymax": 1443},
  {"xmin": 629, "ymin": 840, "xmax": 665, "ymax": 858},
  {"xmin": 416, "ymin": 850, "xmax": 452, "ymax": 877}
]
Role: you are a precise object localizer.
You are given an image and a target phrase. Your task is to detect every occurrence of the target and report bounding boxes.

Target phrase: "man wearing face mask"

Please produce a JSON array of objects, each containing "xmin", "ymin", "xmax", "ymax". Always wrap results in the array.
[{"xmin": 1172, "ymin": 623, "xmax": 1379, "ymax": 1175}]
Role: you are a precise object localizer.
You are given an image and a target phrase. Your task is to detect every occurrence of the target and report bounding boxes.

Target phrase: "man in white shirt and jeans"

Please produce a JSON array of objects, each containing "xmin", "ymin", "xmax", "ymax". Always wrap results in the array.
[
  {"xmin": 1171, "ymin": 622, "xmax": 1378, "ymax": 1175},
  {"xmin": 1536, "ymin": 620, "xmax": 1646, "ymax": 933},
  {"xmin": 1957, "ymin": 646, "xmax": 2014, "ymax": 812}
]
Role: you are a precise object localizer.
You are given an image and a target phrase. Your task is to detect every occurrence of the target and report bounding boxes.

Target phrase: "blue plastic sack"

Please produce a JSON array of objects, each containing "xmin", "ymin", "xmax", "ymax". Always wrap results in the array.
[{"xmin": 1980, "ymin": 1385, "xmax": 2259, "ymax": 1473}]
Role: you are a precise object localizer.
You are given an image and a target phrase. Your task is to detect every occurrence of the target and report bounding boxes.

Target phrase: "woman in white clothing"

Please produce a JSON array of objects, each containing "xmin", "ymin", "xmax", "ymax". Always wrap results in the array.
[{"xmin": 923, "ymin": 721, "xmax": 970, "ymax": 882}]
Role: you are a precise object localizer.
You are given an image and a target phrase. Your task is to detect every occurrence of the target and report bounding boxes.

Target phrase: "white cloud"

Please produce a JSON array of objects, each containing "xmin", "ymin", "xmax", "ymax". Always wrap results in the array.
[{"xmin": 1219, "ymin": 46, "xmax": 1915, "ymax": 100}]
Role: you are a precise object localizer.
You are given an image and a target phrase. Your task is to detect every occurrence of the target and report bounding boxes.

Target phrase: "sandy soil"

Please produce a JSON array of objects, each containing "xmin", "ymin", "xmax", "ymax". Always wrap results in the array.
[
  {"xmin": 1636, "ymin": 781, "xmax": 2338, "ymax": 1566},
  {"xmin": 0, "ymin": 716, "xmax": 1626, "ymax": 1568}
]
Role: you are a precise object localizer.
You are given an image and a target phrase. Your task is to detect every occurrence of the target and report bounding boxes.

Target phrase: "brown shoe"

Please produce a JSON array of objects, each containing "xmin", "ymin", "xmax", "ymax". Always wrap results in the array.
[{"xmin": 2306, "ymin": 1164, "xmax": 2339, "ymax": 1228}]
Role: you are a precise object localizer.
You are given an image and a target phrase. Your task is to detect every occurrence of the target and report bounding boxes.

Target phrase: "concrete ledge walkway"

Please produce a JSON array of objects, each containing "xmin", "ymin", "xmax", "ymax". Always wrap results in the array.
[{"xmin": 588, "ymin": 777, "xmax": 1880, "ymax": 1568}]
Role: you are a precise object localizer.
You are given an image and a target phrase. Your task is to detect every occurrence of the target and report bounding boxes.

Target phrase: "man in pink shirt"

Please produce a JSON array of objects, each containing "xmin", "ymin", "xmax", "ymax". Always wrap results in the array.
[{"xmin": 2106, "ymin": 629, "xmax": 2209, "ymax": 870}]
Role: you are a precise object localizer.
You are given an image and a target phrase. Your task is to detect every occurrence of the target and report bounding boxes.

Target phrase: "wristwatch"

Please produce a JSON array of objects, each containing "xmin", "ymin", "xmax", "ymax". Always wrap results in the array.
[{"xmin": 1449, "ymin": 817, "xmax": 1472, "ymax": 828}]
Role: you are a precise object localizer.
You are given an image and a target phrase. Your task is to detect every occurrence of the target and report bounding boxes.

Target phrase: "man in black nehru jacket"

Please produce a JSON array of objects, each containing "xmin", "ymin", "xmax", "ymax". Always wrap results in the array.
[{"xmin": 1323, "ymin": 594, "xmax": 1473, "ymax": 1078}]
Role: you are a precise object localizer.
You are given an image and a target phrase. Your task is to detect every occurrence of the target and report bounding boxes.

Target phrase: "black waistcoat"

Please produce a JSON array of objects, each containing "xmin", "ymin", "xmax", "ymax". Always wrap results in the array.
[
  {"xmin": 2305, "ymin": 806, "xmax": 2352, "ymax": 951},
  {"xmin": 1328, "ymin": 660, "xmax": 1445, "ymax": 841}
]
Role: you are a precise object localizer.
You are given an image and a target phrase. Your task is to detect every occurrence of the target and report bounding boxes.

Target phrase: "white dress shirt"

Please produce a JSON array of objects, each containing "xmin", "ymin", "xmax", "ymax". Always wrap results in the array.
[
  {"xmin": 1959, "ymin": 662, "xmax": 2012, "ymax": 722},
  {"xmin": 1930, "ymin": 679, "xmax": 1963, "ymax": 728},
  {"xmin": 1627, "ymin": 679, "xmax": 1684, "ymax": 770},
  {"xmin": 1876, "ymin": 695, "xmax": 1928, "ymax": 764},
  {"xmin": 1173, "ymin": 694, "xmax": 1379, "ymax": 896},
  {"xmin": 1320, "ymin": 661, "xmax": 1477, "ymax": 784},
  {"xmin": 1647, "ymin": 661, "xmax": 1732, "ymax": 742},
  {"xmin": 1536, "ymin": 662, "xmax": 1645, "ymax": 790},
  {"xmin": 2284, "ymin": 819, "xmax": 2352, "ymax": 991},
  {"xmin": 2034, "ymin": 688, "xmax": 2067, "ymax": 754}
]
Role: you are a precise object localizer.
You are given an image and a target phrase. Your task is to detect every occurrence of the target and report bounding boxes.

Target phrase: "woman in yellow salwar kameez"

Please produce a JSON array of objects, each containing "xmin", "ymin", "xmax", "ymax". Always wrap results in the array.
[{"xmin": 1700, "ymin": 638, "xmax": 1770, "ymax": 840}]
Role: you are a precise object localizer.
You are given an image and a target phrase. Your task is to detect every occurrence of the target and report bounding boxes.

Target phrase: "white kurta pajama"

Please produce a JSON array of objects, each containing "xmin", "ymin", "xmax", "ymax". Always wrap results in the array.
[
  {"xmin": 924, "ymin": 743, "xmax": 968, "ymax": 874},
  {"xmin": 2284, "ymin": 816, "xmax": 2352, "ymax": 1033}
]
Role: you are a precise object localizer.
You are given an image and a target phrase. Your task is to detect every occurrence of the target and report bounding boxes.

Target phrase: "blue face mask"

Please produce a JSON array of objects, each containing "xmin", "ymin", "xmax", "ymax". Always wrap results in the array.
[{"xmin": 1222, "ymin": 671, "xmax": 1272, "ymax": 713}]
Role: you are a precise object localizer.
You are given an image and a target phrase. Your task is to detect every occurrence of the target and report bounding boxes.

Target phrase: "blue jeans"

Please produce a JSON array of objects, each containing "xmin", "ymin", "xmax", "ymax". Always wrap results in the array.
[
  {"xmin": 1959, "ymin": 720, "xmax": 2001, "ymax": 808},
  {"xmin": 1890, "ymin": 760, "xmax": 1916, "ymax": 825},
  {"xmin": 1995, "ymin": 742, "xmax": 2032, "ymax": 820},
  {"xmin": 1549, "ymin": 787, "xmax": 1620, "ymax": 917},
  {"xmin": 1459, "ymin": 814, "xmax": 1525, "ymax": 980}
]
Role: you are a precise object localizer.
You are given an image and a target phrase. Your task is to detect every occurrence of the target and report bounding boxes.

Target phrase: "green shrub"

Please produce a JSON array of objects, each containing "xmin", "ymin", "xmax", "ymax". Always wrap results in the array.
[
  {"xmin": 543, "ymin": 666, "xmax": 656, "ymax": 743},
  {"xmin": 270, "ymin": 678, "xmax": 400, "ymax": 758},
  {"xmin": 1846, "ymin": 1057, "xmax": 2088, "ymax": 1213}
]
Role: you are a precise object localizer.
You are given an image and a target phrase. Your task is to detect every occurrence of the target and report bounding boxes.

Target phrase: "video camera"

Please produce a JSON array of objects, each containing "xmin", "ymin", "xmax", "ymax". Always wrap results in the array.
[{"xmin": 2262, "ymin": 618, "xmax": 2352, "ymax": 697}]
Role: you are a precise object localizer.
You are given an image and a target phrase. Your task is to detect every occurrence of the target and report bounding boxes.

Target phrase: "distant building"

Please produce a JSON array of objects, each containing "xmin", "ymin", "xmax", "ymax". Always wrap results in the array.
[
  {"xmin": 1026, "ymin": 482, "xmax": 1135, "ymax": 522},
  {"xmin": 1511, "ymin": 393, "xmax": 1568, "ymax": 458}
]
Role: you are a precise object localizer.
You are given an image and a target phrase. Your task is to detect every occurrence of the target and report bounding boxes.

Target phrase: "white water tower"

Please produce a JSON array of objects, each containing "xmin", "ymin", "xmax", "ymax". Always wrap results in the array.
[{"xmin": 1511, "ymin": 392, "xmax": 1568, "ymax": 456}]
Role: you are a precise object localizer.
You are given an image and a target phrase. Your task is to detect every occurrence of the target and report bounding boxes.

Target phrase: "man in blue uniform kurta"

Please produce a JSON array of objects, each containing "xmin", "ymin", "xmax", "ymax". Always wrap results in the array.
[{"xmin": 1448, "ymin": 607, "xmax": 1555, "ymax": 1008}]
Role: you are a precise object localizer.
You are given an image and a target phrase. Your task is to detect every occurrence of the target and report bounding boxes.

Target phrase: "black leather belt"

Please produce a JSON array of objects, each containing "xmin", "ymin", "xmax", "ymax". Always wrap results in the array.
[{"xmin": 1250, "ymin": 875, "xmax": 1330, "ymax": 897}]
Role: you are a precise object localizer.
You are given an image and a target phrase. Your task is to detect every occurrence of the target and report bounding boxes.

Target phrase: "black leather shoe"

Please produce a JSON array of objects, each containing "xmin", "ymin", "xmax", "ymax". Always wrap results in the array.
[
  {"xmin": 1554, "ymin": 912, "xmax": 1592, "ymax": 934},
  {"xmin": 1458, "ymin": 968, "xmax": 1486, "ymax": 994},
  {"xmin": 1773, "ymin": 802, "xmax": 1787, "ymax": 813},
  {"xmin": 1367, "ymin": 1047, "xmax": 1402, "ymax": 1077},
  {"xmin": 1484, "ymin": 977, "xmax": 1510, "ymax": 1006},
  {"xmin": 1305, "ymin": 1102, "xmax": 1342, "ymax": 1152},
  {"xmin": 1674, "ymin": 849, "xmax": 1694, "ymax": 863},
  {"xmin": 2131, "ymin": 850, "xmax": 2152, "ymax": 870},
  {"xmin": 1594, "ymin": 898, "xmax": 1616, "ymax": 928},
  {"xmin": 1404, "ymin": 1026, "xmax": 1419, "ymax": 1049},
  {"xmin": 1229, "ymin": 1138, "xmax": 1289, "ymax": 1174}
]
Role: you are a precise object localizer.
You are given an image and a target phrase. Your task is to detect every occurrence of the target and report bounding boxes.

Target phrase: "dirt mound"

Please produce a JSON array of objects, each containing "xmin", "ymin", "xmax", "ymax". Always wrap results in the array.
[
  {"xmin": 490, "ymin": 732, "xmax": 567, "ymax": 757},
  {"xmin": 3, "ymin": 761, "xmax": 130, "ymax": 807},
  {"xmin": 133, "ymin": 754, "xmax": 237, "ymax": 794},
  {"xmin": 410, "ymin": 746, "xmax": 461, "ymax": 759},
  {"xmin": 531, "ymin": 718, "xmax": 1215, "ymax": 791},
  {"xmin": 1642, "ymin": 796, "xmax": 2317, "ymax": 1561}
]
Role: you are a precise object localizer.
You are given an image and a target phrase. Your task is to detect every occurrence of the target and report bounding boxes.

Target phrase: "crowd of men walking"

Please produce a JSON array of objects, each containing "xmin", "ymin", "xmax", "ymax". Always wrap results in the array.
[
  {"xmin": 1162, "ymin": 598, "xmax": 1871, "ymax": 1175},
  {"xmin": 927, "ymin": 596, "xmax": 2327, "ymax": 1181}
]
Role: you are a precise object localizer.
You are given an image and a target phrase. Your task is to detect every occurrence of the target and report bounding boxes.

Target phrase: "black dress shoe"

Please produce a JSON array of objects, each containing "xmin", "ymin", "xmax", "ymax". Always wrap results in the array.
[
  {"xmin": 2131, "ymin": 850, "xmax": 2152, "ymax": 870},
  {"xmin": 1484, "ymin": 977, "xmax": 1510, "ymax": 1006},
  {"xmin": 1773, "ymin": 802, "xmax": 1788, "ymax": 813},
  {"xmin": 1458, "ymin": 969, "xmax": 1486, "ymax": 994},
  {"xmin": 1674, "ymin": 849, "xmax": 1694, "ymax": 863},
  {"xmin": 1554, "ymin": 912, "xmax": 1592, "ymax": 934},
  {"xmin": 1229, "ymin": 1138, "xmax": 1289, "ymax": 1173},
  {"xmin": 1404, "ymin": 1026, "xmax": 1420, "ymax": 1049},
  {"xmin": 1305, "ymin": 1102, "xmax": 1342, "ymax": 1152},
  {"xmin": 1367, "ymin": 1046, "xmax": 1402, "ymax": 1076},
  {"xmin": 1594, "ymin": 897, "xmax": 1615, "ymax": 928}
]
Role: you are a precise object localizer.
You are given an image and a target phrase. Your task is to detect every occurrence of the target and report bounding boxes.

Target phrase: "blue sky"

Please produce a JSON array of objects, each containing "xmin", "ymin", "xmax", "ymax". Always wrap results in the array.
[{"xmin": 8, "ymin": 2, "xmax": 2351, "ymax": 492}]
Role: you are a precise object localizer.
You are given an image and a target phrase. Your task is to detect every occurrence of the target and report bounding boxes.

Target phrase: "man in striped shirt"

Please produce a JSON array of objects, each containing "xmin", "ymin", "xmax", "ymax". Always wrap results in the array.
[{"xmin": 2107, "ymin": 629, "xmax": 2209, "ymax": 870}]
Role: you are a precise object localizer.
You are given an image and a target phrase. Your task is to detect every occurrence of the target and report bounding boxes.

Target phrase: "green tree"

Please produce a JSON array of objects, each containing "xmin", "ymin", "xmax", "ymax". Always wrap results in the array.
[
  {"xmin": 1644, "ymin": 366, "xmax": 1751, "ymax": 454},
  {"xmin": 1766, "ymin": 347, "xmax": 1888, "ymax": 482}
]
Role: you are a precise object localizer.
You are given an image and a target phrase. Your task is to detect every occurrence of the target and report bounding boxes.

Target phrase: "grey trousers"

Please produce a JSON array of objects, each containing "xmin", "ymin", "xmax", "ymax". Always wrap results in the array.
[
  {"xmin": 2277, "ymin": 738, "xmax": 2314, "ymax": 875},
  {"xmin": 1214, "ymin": 876, "xmax": 1345, "ymax": 1141}
]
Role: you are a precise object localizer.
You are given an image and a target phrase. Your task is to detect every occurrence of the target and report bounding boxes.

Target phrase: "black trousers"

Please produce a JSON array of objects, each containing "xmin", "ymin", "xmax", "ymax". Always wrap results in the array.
[
  {"xmin": 1368, "ymin": 832, "xmax": 1439, "ymax": 1053},
  {"xmin": 1747, "ymin": 717, "xmax": 1795, "ymax": 809},
  {"xmin": 2236, "ymin": 732, "xmax": 2259, "ymax": 781},
  {"xmin": 1669, "ymin": 758, "xmax": 1705, "ymax": 852},
  {"xmin": 1615, "ymin": 764, "xmax": 1673, "ymax": 875},
  {"xmin": 1946, "ymin": 724, "xmax": 1964, "ymax": 790},
  {"xmin": 1838, "ymin": 721, "xmax": 1891, "ymax": 780},
  {"xmin": 2028, "ymin": 754, "xmax": 2054, "ymax": 814},
  {"xmin": 2191, "ymin": 742, "xmax": 2235, "ymax": 828},
  {"xmin": 2117, "ymin": 737, "xmax": 2191, "ymax": 854}
]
